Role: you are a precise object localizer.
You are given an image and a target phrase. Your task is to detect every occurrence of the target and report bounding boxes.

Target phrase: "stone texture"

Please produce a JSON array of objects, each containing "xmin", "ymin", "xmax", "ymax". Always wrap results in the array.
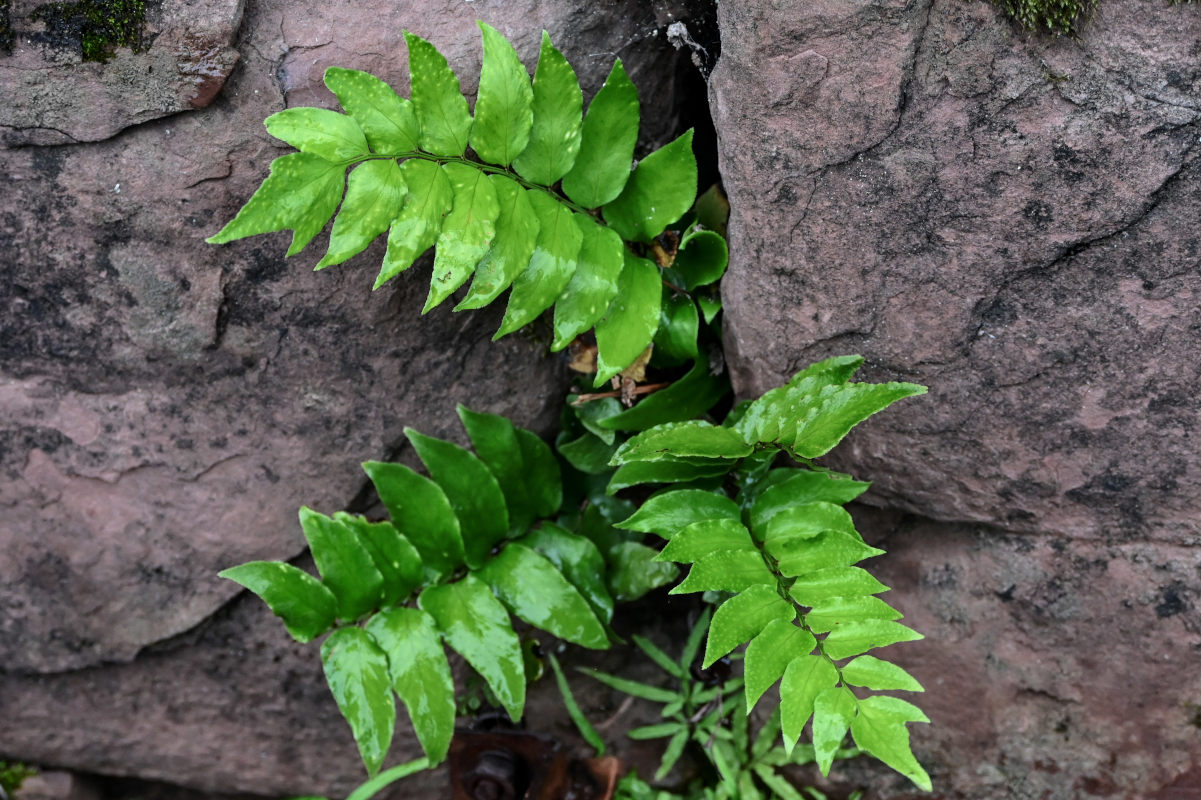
[
  {"xmin": 0, "ymin": 0, "xmax": 702, "ymax": 792},
  {"xmin": 713, "ymin": 0, "xmax": 1201, "ymax": 797},
  {"xmin": 1, "ymin": 0, "xmax": 244, "ymax": 146}
]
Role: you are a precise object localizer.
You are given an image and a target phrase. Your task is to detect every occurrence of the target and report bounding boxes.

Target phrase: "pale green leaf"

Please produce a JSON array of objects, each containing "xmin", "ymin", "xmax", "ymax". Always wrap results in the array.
[
  {"xmin": 324, "ymin": 67, "xmax": 419, "ymax": 154},
  {"xmin": 298, "ymin": 507, "xmax": 383, "ymax": 621},
  {"xmin": 455, "ymin": 175, "xmax": 539, "ymax": 309},
  {"xmin": 670, "ymin": 550, "xmax": 773, "ymax": 595},
  {"xmin": 615, "ymin": 488, "xmax": 740, "ymax": 538},
  {"xmin": 748, "ymin": 470, "xmax": 870, "ymax": 539},
  {"xmin": 850, "ymin": 695, "xmax": 932, "ymax": 791},
  {"xmin": 812, "ymin": 687, "xmax": 856, "ymax": 774},
  {"xmin": 512, "ymin": 31, "xmax": 582, "ymax": 185},
  {"xmin": 733, "ymin": 358, "xmax": 865, "ymax": 444},
  {"xmin": 520, "ymin": 522, "xmax": 613, "ymax": 623},
  {"xmin": 631, "ymin": 634, "xmax": 686, "ymax": 678},
  {"xmin": 405, "ymin": 428, "xmax": 508, "ymax": 569},
  {"xmin": 317, "ymin": 159, "xmax": 407, "ymax": 269},
  {"xmin": 476, "ymin": 543, "xmax": 608, "ymax": 648},
  {"xmin": 321, "ymin": 628, "xmax": 395, "ymax": 776},
  {"xmin": 779, "ymin": 655, "xmax": 838, "ymax": 755},
  {"xmin": 593, "ymin": 251, "xmax": 661, "ymax": 386},
  {"xmin": 657, "ymin": 518, "xmax": 754, "ymax": 563},
  {"xmin": 420, "ymin": 575, "xmax": 525, "ymax": 721},
  {"xmin": 551, "ymin": 215, "xmax": 623, "ymax": 350},
  {"xmin": 770, "ymin": 530, "xmax": 884, "ymax": 578},
  {"xmin": 375, "ymin": 158, "xmax": 453, "ymax": 288},
  {"xmin": 603, "ymin": 130, "xmax": 697, "ymax": 242},
  {"xmin": 561, "ymin": 59, "xmax": 639, "ymax": 208},
  {"xmin": 744, "ymin": 619, "xmax": 817, "ymax": 711},
  {"xmin": 404, "ymin": 31, "xmax": 472, "ymax": 156},
  {"xmin": 821, "ymin": 620, "xmax": 923, "ymax": 660},
  {"xmin": 365, "ymin": 607, "xmax": 454, "ymax": 764},
  {"xmin": 789, "ymin": 382, "xmax": 928, "ymax": 459},
  {"xmin": 218, "ymin": 561, "xmax": 337, "ymax": 643},
  {"xmin": 629, "ymin": 722, "xmax": 686, "ymax": 740},
  {"xmin": 206, "ymin": 153, "xmax": 345, "ymax": 257},
  {"xmin": 470, "ymin": 22, "xmax": 533, "ymax": 166},
  {"xmin": 611, "ymin": 420, "xmax": 752, "ymax": 464},
  {"xmin": 362, "ymin": 461, "xmax": 464, "ymax": 575},
  {"xmin": 495, "ymin": 191, "xmax": 581, "ymax": 337},
  {"xmin": 333, "ymin": 514, "xmax": 423, "ymax": 607},
  {"xmin": 425, "ymin": 163, "xmax": 499, "ymax": 312},
  {"xmin": 804, "ymin": 595, "xmax": 903, "ymax": 633},
  {"xmin": 345, "ymin": 758, "xmax": 432, "ymax": 800},
  {"xmin": 841, "ymin": 655, "xmax": 924, "ymax": 692},
  {"xmin": 703, "ymin": 584, "xmax": 794, "ymax": 668},
  {"xmin": 264, "ymin": 107, "xmax": 368, "ymax": 162},
  {"xmin": 789, "ymin": 567, "xmax": 890, "ymax": 607}
]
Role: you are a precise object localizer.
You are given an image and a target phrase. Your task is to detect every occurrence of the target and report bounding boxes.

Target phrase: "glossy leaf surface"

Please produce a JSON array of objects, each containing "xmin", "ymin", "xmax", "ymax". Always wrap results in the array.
[
  {"xmin": 496, "ymin": 191, "xmax": 581, "ymax": 337},
  {"xmin": 744, "ymin": 619, "xmax": 817, "ymax": 711},
  {"xmin": 703, "ymin": 584, "xmax": 794, "ymax": 668},
  {"xmin": 324, "ymin": 67, "xmax": 419, "ymax": 154},
  {"xmin": 455, "ymin": 175, "xmax": 539, "ymax": 309},
  {"xmin": 657, "ymin": 518, "xmax": 755, "ymax": 563},
  {"xmin": 551, "ymin": 216, "xmax": 623, "ymax": 350},
  {"xmin": 299, "ymin": 507, "xmax": 383, "ymax": 621},
  {"xmin": 603, "ymin": 130, "xmax": 697, "ymax": 242},
  {"xmin": 670, "ymin": 550, "xmax": 774, "ymax": 594},
  {"xmin": 593, "ymin": 251, "xmax": 661, "ymax": 386},
  {"xmin": 789, "ymin": 567, "xmax": 890, "ymax": 607},
  {"xmin": 612, "ymin": 420, "xmax": 752, "ymax": 464},
  {"xmin": 334, "ymin": 514, "xmax": 424, "ymax": 607},
  {"xmin": 512, "ymin": 31, "xmax": 582, "ymax": 184},
  {"xmin": 405, "ymin": 30, "xmax": 472, "ymax": 156},
  {"xmin": 673, "ymin": 228, "xmax": 728, "ymax": 289},
  {"xmin": 821, "ymin": 620, "xmax": 923, "ymax": 660},
  {"xmin": 470, "ymin": 21, "xmax": 533, "ymax": 166},
  {"xmin": 321, "ymin": 628, "xmax": 395, "ymax": 775},
  {"xmin": 520, "ymin": 522, "xmax": 613, "ymax": 623},
  {"xmin": 426, "ymin": 163, "xmax": 499, "ymax": 311},
  {"xmin": 318, "ymin": 159, "xmax": 407, "ymax": 268},
  {"xmin": 616, "ymin": 489, "xmax": 740, "ymax": 538},
  {"xmin": 218, "ymin": 561, "xmax": 337, "ymax": 643},
  {"xmin": 561, "ymin": 59, "xmax": 638, "ymax": 208},
  {"xmin": 376, "ymin": 158, "xmax": 454, "ymax": 288},
  {"xmin": 362, "ymin": 461, "xmax": 464, "ymax": 574}
]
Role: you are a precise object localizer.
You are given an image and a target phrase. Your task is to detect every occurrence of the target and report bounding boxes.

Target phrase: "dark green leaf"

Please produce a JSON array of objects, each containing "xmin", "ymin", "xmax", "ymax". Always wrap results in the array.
[
  {"xmin": 362, "ymin": 460, "xmax": 464, "ymax": 575},
  {"xmin": 425, "ymin": 163, "xmax": 499, "ymax": 311},
  {"xmin": 652, "ymin": 291, "xmax": 699, "ymax": 366},
  {"xmin": 631, "ymin": 634, "xmax": 685, "ymax": 678},
  {"xmin": 323, "ymin": 67, "xmax": 419, "ymax": 154},
  {"xmin": 557, "ymin": 430, "xmax": 619, "ymax": 474},
  {"xmin": 546, "ymin": 650, "xmax": 605, "ymax": 755},
  {"xmin": 704, "ymin": 584, "xmax": 794, "ymax": 668},
  {"xmin": 218, "ymin": 561, "xmax": 337, "ymax": 643},
  {"xmin": 603, "ymin": 130, "xmax": 697, "ymax": 242},
  {"xmin": 789, "ymin": 567, "xmax": 890, "ymax": 607},
  {"xmin": 496, "ymin": 191, "xmax": 581, "ymax": 337},
  {"xmin": 561, "ymin": 59, "xmax": 639, "ymax": 208},
  {"xmin": 520, "ymin": 522, "xmax": 613, "ymax": 623},
  {"xmin": 598, "ymin": 356, "xmax": 729, "ymax": 433},
  {"xmin": 821, "ymin": 620, "xmax": 923, "ymax": 660},
  {"xmin": 841, "ymin": 655, "xmax": 924, "ymax": 692},
  {"xmin": 679, "ymin": 607, "xmax": 712, "ymax": 671},
  {"xmin": 670, "ymin": 550, "xmax": 773, "ymax": 595},
  {"xmin": 345, "ymin": 758, "xmax": 431, "ymax": 800},
  {"xmin": 470, "ymin": 22, "xmax": 533, "ymax": 166},
  {"xmin": 405, "ymin": 428, "xmax": 509, "ymax": 569},
  {"xmin": 606, "ymin": 459, "xmax": 731, "ymax": 494},
  {"xmin": 455, "ymin": 175, "xmax": 539, "ymax": 309},
  {"xmin": 375, "ymin": 158, "xmax": 454, "ymax": 288},
  {"xmin": 365, "ymin": 607, "xmax": 455, "ymax": 764},
  {"xmin": 672, "ymin": 228, "xmax": 728, "ymax": 289},
  {"xmin": 748, "ymin": 471, "xmax": 870, "ymax": 539},
  {"xmin": 779, "ymin": 655, "xmax": 838, "ymax": 755},
  {"xmin": 629, "ymin": 722, "xmax": 686, "ymax": 740},
  {"xmin": 744, "ymin": 619, "xmax": 817, "ymax": 712},
  {"xmin": 616, "ymin": 489, "xmax": 740, "ymax": 538},
  {"xmin": 477, "ymin": 543, "xmax": 607, "ymax": 648},
  {"xmin": 607, "ymin": 541, "xmax": 678, "ymax": 601},
  {"xmin": 805, "ymin": 596, "xmax": 902, "ymax": 633},
  {"xmin": 321, "ymin": 628, "xmax": 395, "ymax": 775},
  {"xmin": 457, "ymin": 405, "xmax": 537, "ymax": 534},
  {"xmin": 317, "ymin": 159, "xmax": 407, "ymax": 268},
  {"xmin": 812, "ymin": 688, "xmax": 856, "ymax": 774},
  {"xmin": 516, "ymin": 428, "xmax": 562, "ymax": 518},
  {"xmin": 404, "ymin": 30, "xmax": 472, "ymax": 156},
  {"xmin": 420, "ymin": 575, "xmax": 525, "ymax": 721},
  {"xmin": 512, "ymin": 31, "xmax": 582, "ymax": 184},
  {"xmin": 612, "ymin": 421, "xmax": 752, "ymax": 464},
  {"xmin": 333, "ymin": 513, "xmax": 424, "ymax": 607},
  {"xmin": 850, "ymin": 696, "xmax": 932, "ymax": 791},
  {"xmin": 298, "ymin": 507, "xmax": 383, "ymax": 621},
  {"xmin": 574, "ymin": 397, "xmax": 623, "ymax": 444},
  {"xmin": 579, "ymin": 668, "xmax": 678, "ymax": 703},
  {"xmin": 551, "ymin": 215, "xmax": 624, "ymax": 350},
  {"xmin": 656, "ymin": 518, "xmax": 755, "ymax": 563},
  {"xmin": 264, "ymin": 107, "xmax": 368, "ymax": 162},
  {"xmin": 206, "ymin": 153, "xmax": 345, "ymax": 257},
  {"xmin": 656, "ymin": 728, "xmax": 689, "ymax": 781},
  {"xmin": 593, "ymin": 251, "xmax": 661, "ymax": 386},
  {"xmin": 752, "ymin": 766, "xmax": 806, "ymax": 800}
]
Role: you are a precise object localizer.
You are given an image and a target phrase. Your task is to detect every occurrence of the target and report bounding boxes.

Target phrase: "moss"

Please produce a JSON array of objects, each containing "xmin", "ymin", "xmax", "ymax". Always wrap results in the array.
[
  {"xmin": 0, "ymin": 0, "xmax": 13, "ymax": 52},
  {"xmin": 0, "ymin": 761, "xmax": 37, "ymax": 794},
  {"xmin": 995, "ymin": 0, "xmax": 1197, "ymax": 36},
  {"xmin": 30, "ymin": 0, "xmax": 147, "ymax": 62}
]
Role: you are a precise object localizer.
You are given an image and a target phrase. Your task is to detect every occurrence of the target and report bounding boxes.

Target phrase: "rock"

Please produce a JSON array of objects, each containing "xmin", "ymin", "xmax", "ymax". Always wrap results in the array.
[
  {"xmin": 0, "ymin": 0, "xmax": 243, "ymax": 146},
  {"xmin": 713, "ymin": 0, "xmax": 1201, "ymax": 796},
  {"xmin": 12, "ymin": 771, "xmax": 100, "ymax": 800},
  {"xmin": 0, "ymin": 0, "xmax": 704, "ymax": 793}
]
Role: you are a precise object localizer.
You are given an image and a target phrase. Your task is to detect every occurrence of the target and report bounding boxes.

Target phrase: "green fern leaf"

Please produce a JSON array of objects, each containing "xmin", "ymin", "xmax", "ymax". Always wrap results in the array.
[
  {"xmin": 840, "ymin": 655, "xmax": 924, "ymax": 692},
  {"xmin": 804, "ymin": 595, "xmax": 903, "ymax": 633},
  {"xmin": 670, "ymin": 550, "xmax": 774, "ymax": 595},
  {"xmin": 561, "ymin": 59, "xmax": 639, "ymax": 207},
  {"xmin": 264, "ymin": 107, "xmax": 369, "ymax": 161},
  {"xmin": 615, "ymin": 488, "xmax": 740, "ymax": 537},
  {"xmin": 606, "ymin": 459, "xmax": 730, "ymax": 494},
  {"xmin": 603, "ymin": 129, "xmax": 697, "ymax": 243},
  {"xmin": 317, "ymin": 159, "xmax": 407, "ymax": 269},
  {"xmin": 404, "ymin": 30, "xmax": 472, "ymax": 156},
  {"xmin": 333, "ymin": 513, "xmax": 424, "ymax": 607},
  {"xmin": 656, "ymin": 519, "xmax": 754, "ymax": 563},
  {"xmin": 612, "ymin": 420, "xmax": 752, "ymax": 464},
  {"xmin": 470, "ymin": 22, "xmax": 533, "ymax": 166},
  {"xmin": 512, "ymin": 30, "xmax": 582, "ymax": 185},
  {"xmin": 376, "ymin": 158, "xmax": 454, "ymax": 288},
  {"xmin": 821, "ymin": 619, "xmax": 923, "ymax": 660},
  {"xmin": 743, "ymin": 620, "xmax": 816, "ymax": 712},
  {"xmin": 361, "ymin": 461, "xmax": 465, "ymax": 575},
  {"xmin": 596, "ymin": 356, "xmax": 728, "ymax": 432},
  {"xmin": 323, "ymin": 67, "xmax": 420, "ymax": 154},
  {"xmin": 779, "ymin": 655, "xmax": 838, "ymax": 755},
  {"xmin": 550, "ymin": 215, "xmax": 623, "ymax": 350},
  {"xmin": 321, "ymin": 628, "xmax": 396, "ymax": 776},
  {"xmin": 455, "ymin": 175, "xmax": 539, "ymax": 309},
  {"xmin": 298, "ymin": 507, "xmax": 384, "ymax": 621},
  {"xmin": 748, "ymin": 471, "xmax": 870, "ymax": 537},
  {"xmin": 425, "ymin": 163, "xmax": 499, "ymax": 311},
  {"xmin": 218, "ymin": 561, "xmax": 337, "ymax": 643},
  {"xmin": 673, "ymin": 228, "xmax": 729, "ymax": 290},
  {"xmin": 653, "ymin": 292, "xmax": 700, "ymax": 365},
  {"xmin": 519, "ymin": 522, "xmax": 613, "ymax": 623},
  {"xmin": 788, "ymin": 566, "xmax": 889, "ymax": 606},
  {"xmin": 703, "ymin": 584, "xmax": 794, "ymax": 668},
  {"xmin": 812, "ymin": 688, "xmax": 856, "ymax": 774},
  {"xmin": 495, "ymin": 191, "xmax": 581, "ymax": 337},
  {"xmin": 593, "ymin": 251, "xmax": 662, "ymax": 386},
  {"xmin": 850, "ymin": 695, "xmax": 932, "ymax": 791}
]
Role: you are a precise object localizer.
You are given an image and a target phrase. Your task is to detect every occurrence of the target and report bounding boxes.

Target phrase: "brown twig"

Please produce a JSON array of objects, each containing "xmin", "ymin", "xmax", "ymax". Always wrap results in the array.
[{"xmin": 572, "ymin": 382, "xmax": 671, "ymax": 405}]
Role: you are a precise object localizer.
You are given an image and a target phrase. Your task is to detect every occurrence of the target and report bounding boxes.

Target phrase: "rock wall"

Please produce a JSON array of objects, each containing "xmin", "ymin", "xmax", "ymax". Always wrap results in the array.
[
  {"xmin": 713, "ymin": 0, "xmax": 1200, "ymax": 797},
  {"xmin": 0, "ymin": 0, "xmax": 698, "ymax": 795}
]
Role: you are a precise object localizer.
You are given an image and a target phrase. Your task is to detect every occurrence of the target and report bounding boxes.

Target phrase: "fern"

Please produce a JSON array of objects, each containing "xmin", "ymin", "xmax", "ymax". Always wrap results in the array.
[
  {"xmin": 207, "ymin": 23, "xmax": 716, "ymax": 386},
  {"xmin": 607, "ymin": 356, "xmax": 933, "ymax": 790},
  {"xmin": 219, "ymin": 406, "xmax": 613, "ymax": 775}
]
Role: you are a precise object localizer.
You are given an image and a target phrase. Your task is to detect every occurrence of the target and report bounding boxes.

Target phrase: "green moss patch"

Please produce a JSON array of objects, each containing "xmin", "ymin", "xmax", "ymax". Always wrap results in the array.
[
  {"xmin": 0, "ymin": 762, "xmax": 37, "ymax": 794},
  {"xmin": 30, "ymin": 0, "xmax": 148, "ymax": 62},
  {"xmin": 995, "ymin": 0, "xmax": 1196, "ymax": 36},
  {"xmin": 1, "ymin": 0, "xmax": 14, "ymax": 52}
]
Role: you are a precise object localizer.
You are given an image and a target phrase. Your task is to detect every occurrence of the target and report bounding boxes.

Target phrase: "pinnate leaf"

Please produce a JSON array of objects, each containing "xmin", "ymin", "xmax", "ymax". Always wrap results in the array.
[
  {"xmin": 476, "ymin": 543, "xmax": 607, "ymax": 648},
  {"xmin": 405, "ymin": 30, "xmax": 472, "ymax": 156},
  {"xmin": 612, "ymin": 420, "xmax": 752, "ymax": 464},
  {"xmin": 516, "ymin": 428, "xmax": 562, "ymax": 518},
  {"xmin": 606, "ymin": 459, "xmax": 730, "ymax": 494},
  {"xmin": 375, "ymin": 158, "xmax": 453, "ymax": 288},
  {"xmin": 455, "ymin": 175, "xmax": 539, "ymax": 309},
  {"xmin": 218, "ymin": 561, "xmax": 337, "ymax": 643},
  {"xmin": 362, "ymin": 460, "xmax": 464, "ymax": 575},
  {"xmin": 673, "ymin": 228, "xmax": 728, "ymax": 290},
  {"xmin": 420, "ymin": 575, "xmax": 525, "ymax": 721},
  {"xmin": 321, "ymin": 628, "xmax": 395, "ymax": 775},
  {"xmin": 323, "ymin": 67, "xmax": 419, "ymax": 154},
  {"xmin": 603, "ymin": 129, "xmax": 697, "ymax": 242},
  {"xmin": 703, "ymin": 584, "xmax": 794, "ymax": 668},
  {"xmin": 744, "ymin": 619, "xmax": 816, "ymax": 711},
  {"xmin": 779, "ymin": 655, "xmax": 838, "ymax": 755},
  {"xmin": 520, "ymin": 522, "xmax": 613, "ymax": 623},
  {"xmin": 561, "ymin": 59, "xmax": 639, "ymax": 208},
  {"xmin": 804, "ymin": 595, "xmax": 902, "ymax": 633},
  {"xmin": 749, "ymin": 471, "xmax": 870, "ymax": 538},
  {"xmin": 496, "ymin": 191, "xmax": 581, "ymax": 337},
  {"xmin": 366, "ymin": 607, "xmax": 454, "ymax": 764},
  {"xmin": 298, "ymin": 507, "xmax": 383, "ymax": 621},
  {"xmin": 264, "ymin": 107, "xmax": 368, "ymax": 162},
  {"xmin": 615, "ymin": 488, "xmax": 740, "ymax": 538},
  {"xmin": 841, "ymin": 655, "xmax": 924, "ymax": 692},
  {"xmin": 470, "ymin": 22, "xmax": 533, "ymax": 166},
  {"xmin": 457, "ymin": 405, "xmax": 539, "ymax": 535},
  {"xmin": 597, "ymin": 356, "xmax": 728, "ymax": 432},
  {"xmin": 551, "ymin": 215, "xmax": 623, "ymax": 350},
  {"xmin": 657, "ymin": 518, "xmax": 754, "ymax": 563},
  {"xmin": 579, "ymin": 668, "xmax": 678, "ymax": 703},
  {"xmin": 851, "ymin": 695, "xmax": 932, "ymax": 790},
  {"xmin": 512, "ymin": 31, "xmax": 582, "ymax": 185},
  {"xmin": 333, "ymin": 513, "xmax": 423, "ymax": 607},
  {"xmin": 593, "ymin": 251, "xmax": 662, "ymax": 385},
  {"xmin": 821, "ymin": 619, "xmax": 924, "ymax": 660},
  {"xmin": 670, "ymin": 550, "xmax": 774, "ymax": 595},
  {"xmin": 812, "ymin": 688, "xmax": 856, "ymax": 774},
  {"xmin": 607, "ymin": 541, "xmax": 677, "ymax": 602},
  {"xmin": 426, "ymin": 163, "xmax": 499, "ymax": 312},
  {"xmin": 405, "ymin": 428, "xmax": 509, "ymax": 569},
  {"xmin": 789, "ymin": 567, "xmax": 889, "ymax": 607},
  {"xmin": 206, "ymin": 153, "xmax": 344, "ymax": 257},
  {"xmin": 317, "ymin": 159, "xmax": 407, "ymax": 269}
]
